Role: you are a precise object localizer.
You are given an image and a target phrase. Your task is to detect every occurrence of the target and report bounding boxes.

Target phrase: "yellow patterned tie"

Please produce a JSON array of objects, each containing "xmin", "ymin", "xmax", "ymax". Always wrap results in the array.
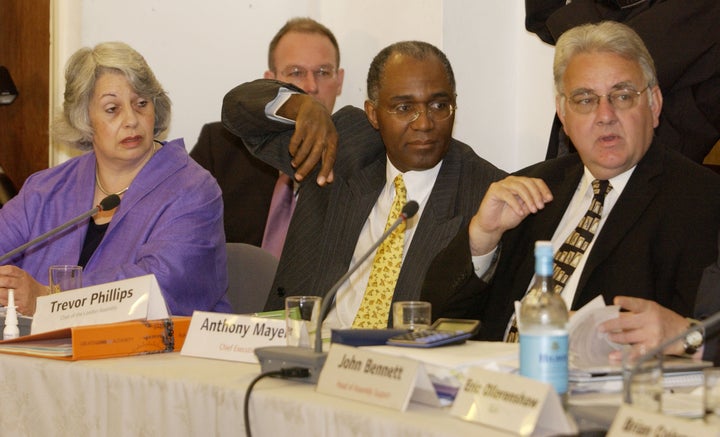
[{"xmin": 353, "ymin": 175, "xmax": 407, "ymax": 328}]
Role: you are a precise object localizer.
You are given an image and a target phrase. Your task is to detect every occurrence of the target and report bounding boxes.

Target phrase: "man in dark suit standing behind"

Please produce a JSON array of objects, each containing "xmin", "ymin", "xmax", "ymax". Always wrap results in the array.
[
  {"xmin": 222, "ymin": 41, "xmax": 506, "ymax": 331},
  {"xmin": 190, "ymin": 18, "xmax": 344, "ymax": 252},
  {"xmin": 423, "ymin": 21, "xmax": 720, "ymax": 362},
  {"xmin": 525, "ymin": 0, "xmax": 720, "ymax": 163}
]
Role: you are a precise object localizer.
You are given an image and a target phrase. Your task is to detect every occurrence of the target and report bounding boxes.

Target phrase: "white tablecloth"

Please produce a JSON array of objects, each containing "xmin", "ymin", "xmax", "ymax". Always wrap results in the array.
[{"xmin": 0, "ymin": 352, "xmax": 517, "ymax": 437}]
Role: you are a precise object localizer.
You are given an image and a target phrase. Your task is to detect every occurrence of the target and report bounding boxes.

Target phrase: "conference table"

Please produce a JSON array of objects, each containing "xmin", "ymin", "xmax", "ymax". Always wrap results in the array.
[
  {"xmin": 0, "ymin": 351, "xmax": 527, "ymax": 436},
  {"xmin": 0, "ymin": 348, "xmax": 624, "ymax": 437}
]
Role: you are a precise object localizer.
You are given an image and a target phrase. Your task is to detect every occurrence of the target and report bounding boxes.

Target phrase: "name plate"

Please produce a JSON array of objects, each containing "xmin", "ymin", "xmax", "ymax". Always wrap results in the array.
[
  {"xmin": 317, "ymin": 343, "xmax": 419, "ymax": 411},
  {"xmin": 181, "ymin": 311, "xmax": 287, "ymax": 363},
  {"xmin": 608, "ymin": 404, "xmax": 717, "ymax": 437},
  {"xmin": 32, "ymin": 274, "xmax": 168, "ymax": 334},
  {"xmin": 450, "ymin": 367, "xmax": 576, "ymax": 436}
]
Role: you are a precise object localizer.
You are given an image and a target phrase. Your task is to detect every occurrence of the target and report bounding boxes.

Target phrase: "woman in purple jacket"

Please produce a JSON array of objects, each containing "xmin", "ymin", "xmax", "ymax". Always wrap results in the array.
[{"xmin": 0, "ymin": 42, "xmax": 229, "ymax": 316}]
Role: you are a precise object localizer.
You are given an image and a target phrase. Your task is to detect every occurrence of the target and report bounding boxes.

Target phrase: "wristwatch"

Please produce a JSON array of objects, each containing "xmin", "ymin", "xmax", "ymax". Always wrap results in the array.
[{"xmin": 683, "ymin": 318, "xmax": 704, "ymax": 355}]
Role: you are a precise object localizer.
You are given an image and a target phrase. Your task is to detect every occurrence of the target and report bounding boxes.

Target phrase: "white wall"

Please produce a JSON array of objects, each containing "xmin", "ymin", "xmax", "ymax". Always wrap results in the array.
[{"xmin": 52, "ymin": 0, "xmax": 555, "ymax": 173}]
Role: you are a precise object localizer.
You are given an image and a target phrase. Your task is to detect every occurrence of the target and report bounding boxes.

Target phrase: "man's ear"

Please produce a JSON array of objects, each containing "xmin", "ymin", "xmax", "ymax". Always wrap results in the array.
[
  {"xmin": 264, "ymin": 70, "xmax": 276, "ymax": 80},
  {"xmin": 365, "ymin": 100, "xmax": 380, "ymax": 130},
  {"xmin": 650, "ymin": 85, "xmax": 663, "ymax": 128},
  {"xmin": 555, "ymin": 95, "xmax": 565, "ymax": 126},
  {"xmin": 555, "ymin": 95, "xmax": 570, "ymax": 136}
]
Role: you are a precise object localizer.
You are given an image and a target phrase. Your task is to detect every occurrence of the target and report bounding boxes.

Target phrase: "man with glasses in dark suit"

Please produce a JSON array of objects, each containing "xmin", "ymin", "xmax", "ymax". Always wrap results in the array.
[
  {"xmin": 423, "ymin": 21, "xmax": 720, "ymax": 363},
  {"xmin": 222, "ymin": 41, "xmax": 506, "ymax": 331}
]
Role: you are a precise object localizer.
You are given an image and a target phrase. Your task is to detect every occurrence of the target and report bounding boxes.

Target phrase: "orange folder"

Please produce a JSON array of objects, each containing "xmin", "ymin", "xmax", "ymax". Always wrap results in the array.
[{"xmin": 0, "ymin": 317, "xmax": 191, "ymax": 360}]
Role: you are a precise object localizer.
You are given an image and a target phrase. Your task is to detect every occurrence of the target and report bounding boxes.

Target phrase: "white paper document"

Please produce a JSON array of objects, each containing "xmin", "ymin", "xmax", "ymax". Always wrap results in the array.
[
  {"xmin": 364, "ymin": 341, "xmax": 519, "ymax": 404},
  {"xmin": 567, "ymin": 295, "xmax": 623, "ymax": 369}
]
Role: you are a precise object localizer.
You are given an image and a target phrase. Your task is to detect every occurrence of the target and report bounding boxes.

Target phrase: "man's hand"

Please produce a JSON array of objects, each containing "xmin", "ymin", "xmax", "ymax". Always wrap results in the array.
[
  {"xmin": 599, "ymin": 296, "xmax": 690, "ymax": 360},
  {"xmin": 0, "ymin": 265, "xmax": 50, "ymax": 315},
  {"xmin": 468, "ymin": 176, "xmax": 552, "ymax": 256},
  {"xmin": 278, "ymin": 94, "xmax": 337, "ymax": 185}
]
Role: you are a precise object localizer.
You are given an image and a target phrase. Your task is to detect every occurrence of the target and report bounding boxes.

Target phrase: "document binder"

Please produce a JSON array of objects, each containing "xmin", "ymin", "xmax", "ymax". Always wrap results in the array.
[{"xmin": 0, "ymin": 317, "xmax": 191, "ymax": 360}]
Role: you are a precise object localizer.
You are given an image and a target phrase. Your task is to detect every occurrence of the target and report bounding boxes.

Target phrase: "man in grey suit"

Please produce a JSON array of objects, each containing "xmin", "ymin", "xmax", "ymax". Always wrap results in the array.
[
  {"xmin": 222, "ymin": 41, "xmax": 506, "ymax": 330},
  {"xmin": 423, "ymin": 21, "xmax": 720, "ymax": 362}
]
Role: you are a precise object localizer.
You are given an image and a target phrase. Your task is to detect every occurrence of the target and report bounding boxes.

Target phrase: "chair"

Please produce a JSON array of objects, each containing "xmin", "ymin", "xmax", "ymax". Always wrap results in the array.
[{"xmin": 225, "ymin": 242, "xmax": 279, "ymax": 314}]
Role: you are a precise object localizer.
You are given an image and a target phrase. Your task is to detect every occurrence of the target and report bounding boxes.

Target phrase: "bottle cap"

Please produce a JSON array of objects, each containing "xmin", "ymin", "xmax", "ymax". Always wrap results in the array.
[{"xmin": 534, "ymin": 240, "xmax": 553, "ymax": 258}]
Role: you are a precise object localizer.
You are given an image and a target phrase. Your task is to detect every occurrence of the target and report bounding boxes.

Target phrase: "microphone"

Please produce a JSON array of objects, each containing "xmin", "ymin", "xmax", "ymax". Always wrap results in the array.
[
  {"xmin": 0, "ymin": 194, "xmax": 121, "ymax": 264},
  {"xmin": 623, "ymin": 310, "xmax": 720, "ymax": 404},
  {"xmin": 254, "ymin": 200, "xmax": 420, "ymax": 382}
]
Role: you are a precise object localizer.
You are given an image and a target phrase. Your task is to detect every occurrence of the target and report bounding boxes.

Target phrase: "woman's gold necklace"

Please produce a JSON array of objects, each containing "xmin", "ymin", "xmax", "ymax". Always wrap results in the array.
[
  {"xmin": 95, "ymin": 141, "xmax": 157, "ymax": 197},
  {"xmin": 95, "ymin": 167, "xmax": 130, "ymax": 196}
]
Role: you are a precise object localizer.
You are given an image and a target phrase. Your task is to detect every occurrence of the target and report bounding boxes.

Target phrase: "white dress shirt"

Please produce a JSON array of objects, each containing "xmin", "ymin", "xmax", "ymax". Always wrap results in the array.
[{"xmin": 324, "ymin": 159, "xmax": 441, "ymax": 331}]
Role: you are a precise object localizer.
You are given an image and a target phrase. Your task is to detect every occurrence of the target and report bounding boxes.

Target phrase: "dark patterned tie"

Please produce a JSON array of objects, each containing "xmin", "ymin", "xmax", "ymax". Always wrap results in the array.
[
  {"xmin": 505, "ymin": 179, "xmax": 612, "ymax": 343},
  {"xmin": 552, "ymin": 179, "xmax": 612, "ymax": 294}
]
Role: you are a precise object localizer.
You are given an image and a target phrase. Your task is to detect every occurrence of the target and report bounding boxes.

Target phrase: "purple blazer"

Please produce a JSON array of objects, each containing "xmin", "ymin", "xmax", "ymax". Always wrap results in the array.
[{"xmin": 0, "ymin": 139, "xmax": 230, "ymax": 315}]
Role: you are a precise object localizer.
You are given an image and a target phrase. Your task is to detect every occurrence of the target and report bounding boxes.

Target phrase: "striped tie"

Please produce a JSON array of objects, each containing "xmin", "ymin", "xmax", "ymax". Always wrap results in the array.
[
  {"xmin": 506, "ymin": 179, "xmax": 612, "ymax": 342},
  {"xmin": 552, "ymin": 179, "xmax": 612, "ymax": 293}
]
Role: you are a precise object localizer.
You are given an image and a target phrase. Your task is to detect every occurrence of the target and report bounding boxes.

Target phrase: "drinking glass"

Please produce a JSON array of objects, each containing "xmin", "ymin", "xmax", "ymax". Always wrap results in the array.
[
  {"xmin": 48, "ymin": 265, "xmax": 83, "ymax": 294},
  {"xmin": 285, "ymin": 296, "xmax": 322, "ymax": 348},
  {"xmin": 622, "ymin": 346, "xmax": 663, "ymax": 413},
  {"xmin": 392, "ymin": 301, "xmax": 431, "ymax": 331},
  {"xmin": 704, "ymin": 367, "xmax": 720, "ymax": 424}
]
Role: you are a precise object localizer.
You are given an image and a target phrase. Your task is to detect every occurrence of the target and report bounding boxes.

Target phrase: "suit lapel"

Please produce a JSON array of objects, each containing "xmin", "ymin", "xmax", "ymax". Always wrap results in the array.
[
  {"xmin": 573, "ymin": 144, "xmax": 664, "ymax": 307},
  {"xmin": 394, "ymin": 146, "xmax": 464, "ymax": 301},
  {"xmin": 525, "ymin": 160, "xmax": 585, "ymax": 246},
  {"xmin": 315, "ymin": 159, "xmax": 386, "ymax": 290},
  {"xmin": 508, "ymin": 160, "xmax": 584, "ymax": 298}
]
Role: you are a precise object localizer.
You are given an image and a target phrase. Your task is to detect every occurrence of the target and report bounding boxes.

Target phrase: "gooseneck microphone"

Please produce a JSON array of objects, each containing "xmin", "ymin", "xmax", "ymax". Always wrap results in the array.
[
  {"xmin": 623, "ymin": 310, "xmax": 720, "ymax": 404},
  {"xmin": 254, "ymin": 200, "xmax": 420, "ymax": 383},
  {"xmin": 0, "ymin": 194, "xmax": 121, "ymax": 264}
]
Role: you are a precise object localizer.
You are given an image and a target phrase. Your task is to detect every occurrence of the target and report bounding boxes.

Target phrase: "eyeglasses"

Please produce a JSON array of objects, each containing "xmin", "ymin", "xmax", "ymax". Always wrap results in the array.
[
  {"xmin": 279, "ymin": 66, "xmax": 337, "ymax": 82},
  {"xmin": 385, "ymin": 101, "xmax": 456, "ymax": 123},
  {"xmin": 565, "ymin": 86, "xmax": 650, "ymax": 114}
]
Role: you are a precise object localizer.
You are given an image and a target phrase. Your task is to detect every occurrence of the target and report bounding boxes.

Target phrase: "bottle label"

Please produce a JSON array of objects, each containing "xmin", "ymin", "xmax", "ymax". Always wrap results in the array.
[{"xmin": 519, "ymin": 332, "xmax": 568, "ymax": 395}]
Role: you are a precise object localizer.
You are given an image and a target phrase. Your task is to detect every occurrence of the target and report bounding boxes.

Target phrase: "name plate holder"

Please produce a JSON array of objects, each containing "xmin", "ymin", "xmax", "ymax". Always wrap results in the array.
[
  {"xmin": 317, "ymin": 343, "xmax": 449, "ymax": 411},
  {"xmin": 32, "ymin": 274, "xmax": 168, "ymax": 334},
  {"xmin": 181, "ymin": 311, "xmax": 287, "ymax": 363},
  {"xmin": 450, "ymin": 367, "xmax": 576, "ymax": 436},
  {"xmin": 607, "ymin": 404, "xmax": 718, "ymax": 436}
]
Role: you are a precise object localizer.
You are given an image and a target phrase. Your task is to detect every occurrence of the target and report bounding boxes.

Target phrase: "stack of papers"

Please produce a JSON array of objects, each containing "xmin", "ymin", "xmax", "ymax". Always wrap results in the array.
[
  {"xmin": 566, "ymin": 296, "xmax": 710, "ymax": 395},
  {"xmin": 570, "ymin": 358, "xmax": 709, "ymax": 393},
  {"xmin": 364, "ymin": 341, "xmax": 519, "ymax": 402},
  {"xmin": 0, "ymin": 337, "xmax": 72, "ymax": 357}
]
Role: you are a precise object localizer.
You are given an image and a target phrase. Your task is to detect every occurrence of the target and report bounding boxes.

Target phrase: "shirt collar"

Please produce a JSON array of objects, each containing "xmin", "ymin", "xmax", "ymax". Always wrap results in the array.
[
  {"xmin": 385, "ymin": 158, "xmax": 442, "ymax": 202},
  {"xmin": 582, "ymin": 165, "xmax": 635, "ymax": 197}
]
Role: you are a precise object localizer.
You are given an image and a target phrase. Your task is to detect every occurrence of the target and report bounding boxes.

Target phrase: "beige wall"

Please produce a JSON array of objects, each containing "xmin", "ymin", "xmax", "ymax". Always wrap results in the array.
[{"xmin": 51, "ymin": 1, "xmax": 555, "ymax": 173}]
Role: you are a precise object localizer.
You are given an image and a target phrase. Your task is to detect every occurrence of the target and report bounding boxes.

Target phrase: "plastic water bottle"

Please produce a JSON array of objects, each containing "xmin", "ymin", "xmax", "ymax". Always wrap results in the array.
[{"xmin": 519, "ymin": 241, "xmax": 569, "ymax": 401}]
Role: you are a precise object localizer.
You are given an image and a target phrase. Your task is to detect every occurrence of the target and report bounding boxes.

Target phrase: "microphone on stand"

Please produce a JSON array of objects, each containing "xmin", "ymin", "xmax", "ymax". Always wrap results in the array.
[
  {"xmin": 0, "ymin": 194, "xmax": 121, "ymax": 264},
  {"xmin": 623, "ymin": 311, "xmax": 720, "ymax": 404},
  {"xmin": 254, "ymin": 200, "xmax": 420, "ymax": 383}
]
